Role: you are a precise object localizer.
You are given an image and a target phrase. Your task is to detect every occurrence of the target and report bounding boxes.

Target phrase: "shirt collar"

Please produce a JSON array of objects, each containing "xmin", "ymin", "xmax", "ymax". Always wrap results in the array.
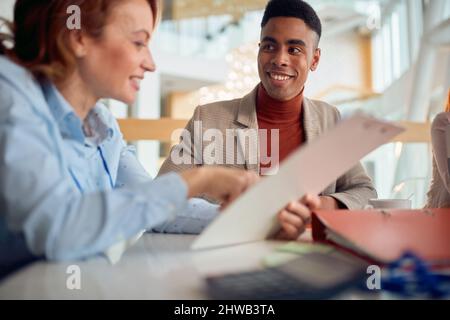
[
  {"xmin": 84, "ymin": 107, "xmax": 115, "ymax": 146},
  {"xmin": 41, "ymin": 82, "xmax": 86, "ymax": 143},
  {"xmin": 41, "ymin": 82, "xmax": 114, "ymax": 146}
]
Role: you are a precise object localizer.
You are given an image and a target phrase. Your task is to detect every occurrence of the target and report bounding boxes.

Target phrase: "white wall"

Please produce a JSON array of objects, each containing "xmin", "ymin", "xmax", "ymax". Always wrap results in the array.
[
  {"xmin": 306, "ymin": 31, "xmax": 371, "ymax": 99},
  {"xmin": 0, "ymin": 0, "xmax": 15, "ymax": 21},
  {"xmin": 133, "ymin": 70, "xmax": 162, "ymax": 178}
]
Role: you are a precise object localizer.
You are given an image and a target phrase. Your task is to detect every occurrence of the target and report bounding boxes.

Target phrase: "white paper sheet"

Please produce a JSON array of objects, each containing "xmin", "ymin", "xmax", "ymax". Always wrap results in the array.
[
  {"xmin": 191, "ymin": 113, "xmax": 404, "ymax": 250},
  {"xmin": 104, "ymin": 230, "xmax": 145, "ymax": 265}
]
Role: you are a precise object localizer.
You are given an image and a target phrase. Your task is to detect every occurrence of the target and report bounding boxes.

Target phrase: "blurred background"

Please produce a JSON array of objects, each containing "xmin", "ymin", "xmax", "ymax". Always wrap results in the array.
[{"xmin": 1, "ymin": 0, "xmax": 449, "ymax": 208}]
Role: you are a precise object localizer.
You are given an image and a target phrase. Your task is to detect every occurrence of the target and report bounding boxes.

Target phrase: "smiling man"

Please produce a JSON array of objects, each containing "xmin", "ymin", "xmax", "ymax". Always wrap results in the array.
[{"xmin": 159, "ymin": 0, "xmax": 377, "ymax": 239}]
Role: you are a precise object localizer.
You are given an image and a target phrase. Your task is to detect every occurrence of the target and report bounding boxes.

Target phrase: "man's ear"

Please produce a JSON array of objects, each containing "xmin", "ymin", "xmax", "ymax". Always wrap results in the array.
[
  {"xmin": 310, "ymin": 47, "xmax": 321, "ymax": 71},
  {"xmin": 67, "ymin": 30, "xmax": 89, "ymax": 58}
]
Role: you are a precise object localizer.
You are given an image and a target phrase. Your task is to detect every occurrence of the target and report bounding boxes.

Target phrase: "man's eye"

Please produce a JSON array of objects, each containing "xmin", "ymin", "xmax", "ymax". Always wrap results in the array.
[
  {"xmin": 262, "ymin": 44, "xmax": 274, "ymax": 51},
  {"xmin": 289, "ymin": 47, "xmax": 301, "ymax": 54}
]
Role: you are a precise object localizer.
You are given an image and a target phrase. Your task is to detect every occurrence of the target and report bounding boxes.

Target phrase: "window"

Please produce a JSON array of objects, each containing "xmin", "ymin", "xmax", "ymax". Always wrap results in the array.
[
  {"xmin": 371, "ymin": 0, "xmax": 415, "ymax": 91},
  {"xmin": 382, "ymin": 19, "xmax": 392, "ymax": 88}
]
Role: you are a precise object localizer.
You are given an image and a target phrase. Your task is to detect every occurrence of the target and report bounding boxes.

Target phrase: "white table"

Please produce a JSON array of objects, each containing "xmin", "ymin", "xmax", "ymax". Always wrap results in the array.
[{"xmin": 0, "ymin": 234, "xmax": 287, "ymax": 299}]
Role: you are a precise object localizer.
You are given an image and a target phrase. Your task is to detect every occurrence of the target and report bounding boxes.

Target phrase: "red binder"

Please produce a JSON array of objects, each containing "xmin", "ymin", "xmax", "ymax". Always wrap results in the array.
[{"xmin": 312, "ymin": 209, "xmax": 450, "ymax": 265}]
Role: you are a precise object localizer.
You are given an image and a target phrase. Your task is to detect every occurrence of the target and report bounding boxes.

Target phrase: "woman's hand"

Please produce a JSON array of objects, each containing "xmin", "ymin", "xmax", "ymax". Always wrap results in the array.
[{"xmin": 180, "ymin": 167, "xmax": 259, "ymax": 207}]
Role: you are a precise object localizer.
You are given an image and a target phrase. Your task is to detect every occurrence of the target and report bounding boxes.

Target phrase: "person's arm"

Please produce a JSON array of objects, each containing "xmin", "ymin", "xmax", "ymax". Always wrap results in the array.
[
  {"xmin": 430, "ymin": 112, "xmax": 450, "ymax": 194},
  {"xmin": 151, "ymin": 198, "xmax": 219, "ymax": 234},
  {"xmin": 0, "ymin": 85, "xmax": 188, "ymax": 262},
  {"xmin": 157, "ymin": 106, "xmax": 202, "ymax": 177},
  {"xmin": 114, "ymin": 143, "xmax": 154, "ymax": 189},
  {"xmin": 114, "ymin": 141, "xmax": 220, "ymax": 234},
  {"xmin": 326, "ymin": 163, "xmax": 377, "ymax": 209}
]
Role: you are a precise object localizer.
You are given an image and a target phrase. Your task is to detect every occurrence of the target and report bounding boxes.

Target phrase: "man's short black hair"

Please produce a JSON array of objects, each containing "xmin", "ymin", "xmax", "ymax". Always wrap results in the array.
[{"xmin": 261, "ymin": 0, "xmax": 322, "ymax": 40}]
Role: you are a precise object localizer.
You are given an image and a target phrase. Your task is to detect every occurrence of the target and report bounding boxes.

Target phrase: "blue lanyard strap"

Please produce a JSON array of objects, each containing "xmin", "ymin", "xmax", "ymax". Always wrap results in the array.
[
  {"xmin": 382, "ymin": 252, "xmax": 450, "ymax": 298},
  {"xmin": 98, "ymin": 146, "xmax": 114, "ymax": 189}
]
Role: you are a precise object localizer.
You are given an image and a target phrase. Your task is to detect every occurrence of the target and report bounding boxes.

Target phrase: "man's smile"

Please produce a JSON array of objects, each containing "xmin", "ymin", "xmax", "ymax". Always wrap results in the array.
[{"xmin": 266, "ymin": 71, "xmax": 295, "ymax": 85}]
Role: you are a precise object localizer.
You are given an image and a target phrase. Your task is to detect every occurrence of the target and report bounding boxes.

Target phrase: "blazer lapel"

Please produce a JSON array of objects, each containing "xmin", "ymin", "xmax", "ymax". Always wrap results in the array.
[
  {"xmin": 234, "ymin": 85, "xmax": 259, "ymax": 174},
  {"xmin": 302, "ymin": 97, "xmax": 321, "ymax": 143},
  {"xmin": 235, "ymin": 86, "xmax": 258, "ymax": 128}
]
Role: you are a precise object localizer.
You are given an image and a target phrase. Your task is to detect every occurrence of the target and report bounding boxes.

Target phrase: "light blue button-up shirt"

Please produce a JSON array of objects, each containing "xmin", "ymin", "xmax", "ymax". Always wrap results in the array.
[{"xmin": 0, "ymin": 56, "xmax": 218, "ymax": 272}]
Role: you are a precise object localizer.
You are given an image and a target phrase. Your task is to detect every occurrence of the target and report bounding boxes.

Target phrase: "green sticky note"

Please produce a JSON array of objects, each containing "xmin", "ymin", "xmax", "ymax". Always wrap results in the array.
[
  {"xmin": 262, "ymin": 251, "xmax": 299, "ymax": 268},
  {"xmin": 262, "ymin": 242, "xmax": 335, "ymax": 268}
]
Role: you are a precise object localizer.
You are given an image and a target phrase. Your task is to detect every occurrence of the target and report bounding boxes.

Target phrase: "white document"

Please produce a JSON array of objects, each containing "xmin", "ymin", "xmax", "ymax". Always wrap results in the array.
[
  {"xmin": 104, "ymin": 230, "xmax": 145, "ymax": 265},
  {"xmin": 191, "ymin": 113, "xmax": 404, "ymax": 250}
]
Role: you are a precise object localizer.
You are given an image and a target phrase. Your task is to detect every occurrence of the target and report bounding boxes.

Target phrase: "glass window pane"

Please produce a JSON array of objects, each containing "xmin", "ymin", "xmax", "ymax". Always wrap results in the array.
[
  {"xmin": 383, "ymin": 20, "xmax": 392, "ymax": 87},
  {"xmin": 391, "ymin": 11, "xmax": 401, "ymax": 79}
]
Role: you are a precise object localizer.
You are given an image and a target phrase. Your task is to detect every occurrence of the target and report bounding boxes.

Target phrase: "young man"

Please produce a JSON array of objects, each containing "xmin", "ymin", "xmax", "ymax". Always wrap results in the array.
[{"xmin": 159, "ymin": 0, "xmax": 377, "ymax": 239}]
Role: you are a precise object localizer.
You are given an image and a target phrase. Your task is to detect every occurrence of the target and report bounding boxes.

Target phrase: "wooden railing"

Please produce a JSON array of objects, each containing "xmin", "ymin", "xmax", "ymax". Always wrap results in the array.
[
  {"xmin": 118, "ymin": 118, "xmax": 188, "ymax": 142},
  {"xmin": 118, "ymin": 118, "xmax": 431, "ymax": 144},
  {"xmin": 392, "ymin": 121, "xmax": 431, "ymax": 143}
]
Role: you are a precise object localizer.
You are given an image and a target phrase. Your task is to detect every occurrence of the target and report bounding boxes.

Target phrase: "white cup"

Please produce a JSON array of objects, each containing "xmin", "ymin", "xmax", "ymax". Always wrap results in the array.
[{"xmin": 365, "ymin": 198, "xmax": 412, "ymax": 209}]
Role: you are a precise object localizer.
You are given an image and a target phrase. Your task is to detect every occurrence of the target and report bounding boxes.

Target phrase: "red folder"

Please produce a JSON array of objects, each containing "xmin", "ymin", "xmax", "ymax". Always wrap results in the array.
[{"xmin": 312, "ymin": 209, "xmax": 450, "ymax": 265}]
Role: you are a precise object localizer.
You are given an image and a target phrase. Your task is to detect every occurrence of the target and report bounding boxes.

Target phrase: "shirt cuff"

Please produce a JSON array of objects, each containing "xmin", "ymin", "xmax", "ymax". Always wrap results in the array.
[{"xmin": 152, "ymin": 198, "xmax": 219, "ymax": 234}]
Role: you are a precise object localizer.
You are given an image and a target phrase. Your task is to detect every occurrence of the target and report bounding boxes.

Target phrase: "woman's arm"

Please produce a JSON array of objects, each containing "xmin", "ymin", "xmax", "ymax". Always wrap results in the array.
[
  {"xmin": 430, "ymin": 112, "xmax": 450, "ymax": 194},
  {"xmin": 115, "ymin": 143, "xmax": 220, "ymax": 234},
  {"xmin": 0, "ymin": 83, "xmax": 189, "ymax": 262}
]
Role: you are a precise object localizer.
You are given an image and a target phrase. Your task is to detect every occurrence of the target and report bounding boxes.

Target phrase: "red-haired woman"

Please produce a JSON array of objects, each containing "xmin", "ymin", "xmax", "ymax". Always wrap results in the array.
[
  {"xmin": 0, "ymin": 0, "xmax": 257, "ymax": 277},
  {"xmin": 425, "ymin": 89, "xmax": 450, "ymax": 208}
]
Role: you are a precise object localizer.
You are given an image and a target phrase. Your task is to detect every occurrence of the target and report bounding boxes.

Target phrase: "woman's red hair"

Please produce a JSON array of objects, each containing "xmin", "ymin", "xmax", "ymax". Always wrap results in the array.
[{"xmin": 445, "ymin": 89, "xmax": 450, "ymax": 113}]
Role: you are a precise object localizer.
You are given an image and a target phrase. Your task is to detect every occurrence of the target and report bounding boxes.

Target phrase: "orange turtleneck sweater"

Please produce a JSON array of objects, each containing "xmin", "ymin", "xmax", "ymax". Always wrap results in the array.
[{"xmin": 256, "ymin": 84, "xmax": 305, "ymax": 173}]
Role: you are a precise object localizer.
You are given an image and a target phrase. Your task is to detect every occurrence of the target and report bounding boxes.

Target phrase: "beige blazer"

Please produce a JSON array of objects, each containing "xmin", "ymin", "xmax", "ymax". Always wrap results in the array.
[{"xmin": 159, "ymin": 86, "xmax": 377, "ymax": 209}]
